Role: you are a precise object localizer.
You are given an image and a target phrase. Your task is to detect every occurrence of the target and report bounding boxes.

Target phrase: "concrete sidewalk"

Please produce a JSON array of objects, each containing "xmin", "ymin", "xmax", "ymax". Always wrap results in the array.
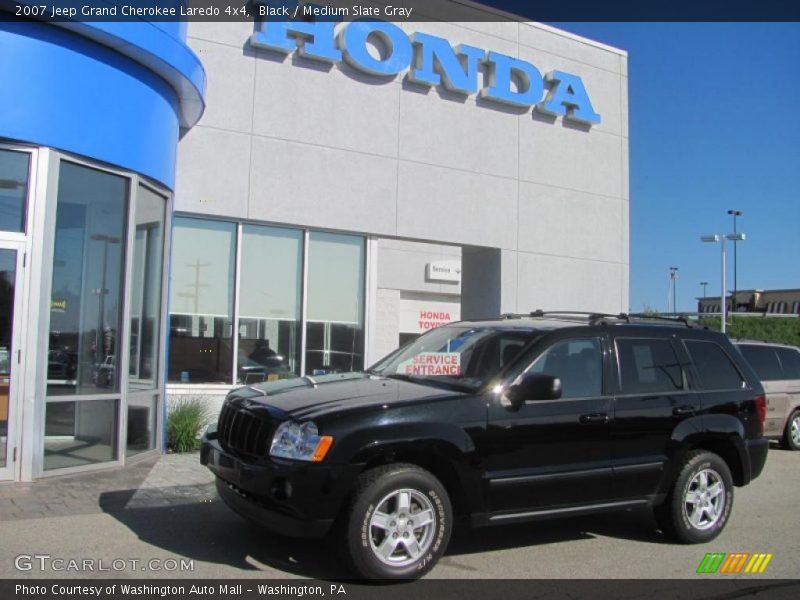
[
  {"xmin": 0, "ymin": 453, "xmax": 214, "ymax": 522},
  {"xmin": 0, "ymin": 452, "xmax": 344, "ymax": 579}
]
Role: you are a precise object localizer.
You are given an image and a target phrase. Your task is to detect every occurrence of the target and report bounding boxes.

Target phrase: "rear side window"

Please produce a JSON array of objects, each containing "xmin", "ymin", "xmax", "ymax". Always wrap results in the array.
[
  {"xmin": 685, "ymin": 340, "xmax": 745, "ymax": 390},
  {"xmin": 616, "ymin": 338, "xmax": 684, "ymax": 394},
  {"xmin": 775, "ymin": 347, "xmax": 800, "ymax": 379},
  {"xmin": 738, "ymin": 345, "xmax": 784, "ymax": 381}
]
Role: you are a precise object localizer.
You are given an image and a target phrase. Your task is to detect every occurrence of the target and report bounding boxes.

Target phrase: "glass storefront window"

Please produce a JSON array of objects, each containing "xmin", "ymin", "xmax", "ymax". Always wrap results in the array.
[
  {"xmin": 3, "ymin": 150, "xmax": 174, "ymax": 476},
  {"xmin": 0, "ymin": 149, "xmax": 29, "ymax": 233},
  {"xmin": 43, "ymin": 399, "xmax": 119, "ymax": 470},
  {"xmin": 168, "ymin": 218, "xmax": 236, "ymax": 383},
  {"xmin": 126, "ymin": 395, "xmax": 157, "ymax": 457},
  {"xmin": 0, "ymin": 250, "xmax": 16, "ymax": 469},
  {"xmin": 47, "ymin": 162, "xmax": 128, "ymax": 396},
  {"xmin": 237, "ymin": 225, "xmax": 302, "ymax": 383},
  {"xmin": 129, "ymin": 186, "xmax": 166, "ymax": 391},
  {"xmin": 166, "ymin": 220, "xmax": 366, "ymax": 384},
  {"xmin": 305, "ymin": 232, "xmax": 365, "ymax": 374}
]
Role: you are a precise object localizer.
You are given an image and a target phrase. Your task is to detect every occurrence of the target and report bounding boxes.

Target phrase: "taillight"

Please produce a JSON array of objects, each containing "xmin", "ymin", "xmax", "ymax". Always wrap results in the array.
[{"xmin": 754, "ymin": 394, "xmax": 767, "ymax": 434}]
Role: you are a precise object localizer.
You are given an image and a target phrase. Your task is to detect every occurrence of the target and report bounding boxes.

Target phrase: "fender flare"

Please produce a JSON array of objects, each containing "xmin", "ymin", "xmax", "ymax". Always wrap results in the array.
[
  {"xmin": 332, "ymin": 421, "xmax": 476, "ymax": 463},
  {"xmin": 661, "ymin": 414, "xmax": 750, "ymax": 492}
]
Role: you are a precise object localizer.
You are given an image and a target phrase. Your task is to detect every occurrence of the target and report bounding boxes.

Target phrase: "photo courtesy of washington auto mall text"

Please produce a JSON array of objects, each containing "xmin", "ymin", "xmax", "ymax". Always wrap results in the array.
[{"xmin": 13, "ymin": 583, "xmax": 348, "ymax": 598}]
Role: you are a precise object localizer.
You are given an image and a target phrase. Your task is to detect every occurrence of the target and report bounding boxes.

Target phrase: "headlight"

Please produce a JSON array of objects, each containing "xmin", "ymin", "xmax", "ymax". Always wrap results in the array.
[{"xmin": 269, "ymin": 420, "xmax": 333, "ymax": 462}]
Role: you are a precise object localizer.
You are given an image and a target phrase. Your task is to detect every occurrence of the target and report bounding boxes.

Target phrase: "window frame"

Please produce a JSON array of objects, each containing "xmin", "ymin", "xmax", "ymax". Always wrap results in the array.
[
  {"xmin": 526, "ymin": 337, "xmax": 606, "ymax": 400},
  {"xmin": 0, "ymin": 146, "xmax": 33, "ymax": 237},
  {"xmin": 304, "ymin": 230, "xmax": 367, "ymax": 377},
  {"xmin": 774, "ymin": 346, "xmax": 800, "ymax": 381},
  {"xmin": 737, "ymin": 343, "xmax": 785, "ymax": 382},
  {"xmin": 46, "ymin": 159, "xmax": 131, "ymax": 398},
  {"xmin": 508, "ymin": 333, "xmax": 611, "ymax": 400},
  {"xmin": 236, "ymin": 222, "xmax": 304, "ymax": 383},
  {"xmin": 128, "ymin": 183, "xmax": 168, "ymax": 390},
  {"xmin": 29, "ymin": 148, "xmax": 173, "ymax": 478},
  {"xmin": 168, "ymin": 216, "xmax": 237, "ymax": 385},
  {"xmin": 613, "ymin": 335, "xmax": 689, "ymax": 397},
  {"xmin": 167, "ymin": 213, "xmax": 368, "ymax": 387},
  {"xmin": 682, "ymin": 338, "xmax": 747, "ymax": 392}
]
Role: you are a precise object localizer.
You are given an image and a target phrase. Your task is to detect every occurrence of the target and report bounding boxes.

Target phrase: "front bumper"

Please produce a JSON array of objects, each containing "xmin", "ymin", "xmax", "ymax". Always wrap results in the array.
[{"xmin": 201, "ymin": 433, "xmax": 361, "ymax": 538}]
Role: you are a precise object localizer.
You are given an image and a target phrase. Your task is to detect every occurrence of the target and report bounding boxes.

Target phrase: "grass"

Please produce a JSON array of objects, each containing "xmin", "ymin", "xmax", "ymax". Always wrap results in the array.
[{"xmin": 167, "ymin": 397, "xmax": 210, "ymax": 453}]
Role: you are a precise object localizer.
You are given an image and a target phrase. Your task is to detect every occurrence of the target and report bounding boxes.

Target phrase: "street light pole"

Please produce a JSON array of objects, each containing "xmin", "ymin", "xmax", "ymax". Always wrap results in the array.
[
  {"xmin": 701, "ymin": 233, "xmax": 745, "ymax": 335},
  {"xmin": 727, "ymin": 209, "xmax": 742, "ymax": 311},
  {"xmin": 700, "ymin": 281, "xmax": 708, "ymax": 298},
  {"xmin": 720, "ymin": 239, "xmax": 727, "ymax": 334},
  {"xmin": 669, "ymin": 267, "xmax": 679, "ymax": 314}
]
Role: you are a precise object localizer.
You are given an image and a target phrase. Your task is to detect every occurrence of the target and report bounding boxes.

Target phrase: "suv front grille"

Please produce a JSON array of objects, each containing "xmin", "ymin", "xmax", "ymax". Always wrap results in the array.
[{"xmin": 217, "ymin": 400, "xmax": 275, "ymax": 458}]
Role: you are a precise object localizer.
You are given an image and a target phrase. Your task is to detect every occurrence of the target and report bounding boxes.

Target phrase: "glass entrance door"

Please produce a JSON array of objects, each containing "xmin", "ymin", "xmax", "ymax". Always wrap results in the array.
[{"xmin": 0, "ymin": 244, "xmax": 23, "ymax": 480}]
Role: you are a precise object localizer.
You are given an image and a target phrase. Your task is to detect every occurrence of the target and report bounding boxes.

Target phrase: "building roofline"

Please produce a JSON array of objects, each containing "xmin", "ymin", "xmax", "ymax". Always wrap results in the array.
[{"xmin": 698, "ymin": 288, "xmax": 800, "ymax": 300}]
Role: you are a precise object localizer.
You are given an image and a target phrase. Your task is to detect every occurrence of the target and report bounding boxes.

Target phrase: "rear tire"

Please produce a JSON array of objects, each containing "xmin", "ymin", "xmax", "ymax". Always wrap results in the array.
[
  {"xmin": 654, "ymin": 450, "xmax": 734, "ymax": 544},
  {"xmin": 781, "ymin": 410, "xmax": 800, "ymax": 451},
  {"xmin": 343, "ymin": 463, "xmax": 452, "ymax": 580}
]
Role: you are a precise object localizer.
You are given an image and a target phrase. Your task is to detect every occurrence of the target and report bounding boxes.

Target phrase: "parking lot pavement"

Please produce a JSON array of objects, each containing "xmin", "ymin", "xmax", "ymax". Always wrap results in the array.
[{"xmin": 0, "ymin": 449, "xmax": 798, "ymax": 579}]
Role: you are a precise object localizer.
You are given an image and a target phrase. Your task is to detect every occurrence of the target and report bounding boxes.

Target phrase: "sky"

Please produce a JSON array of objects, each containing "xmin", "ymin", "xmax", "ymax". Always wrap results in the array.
[{"xmin": 538, "ymin": 22, "xmax": 800, "ymax": 313}]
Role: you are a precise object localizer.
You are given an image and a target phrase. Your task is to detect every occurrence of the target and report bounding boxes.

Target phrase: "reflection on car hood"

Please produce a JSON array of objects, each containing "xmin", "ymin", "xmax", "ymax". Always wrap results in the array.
[{"xmin": 226, "ymin": 372, "xmax": 465, "ymax": 420}]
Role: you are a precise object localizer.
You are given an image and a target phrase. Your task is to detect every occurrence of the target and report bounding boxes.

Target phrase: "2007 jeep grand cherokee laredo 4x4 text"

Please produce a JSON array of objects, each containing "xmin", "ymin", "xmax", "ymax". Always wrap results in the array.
[{"xmin": 201, "ymin": 312, "xmax": 769, "ymax": 579}]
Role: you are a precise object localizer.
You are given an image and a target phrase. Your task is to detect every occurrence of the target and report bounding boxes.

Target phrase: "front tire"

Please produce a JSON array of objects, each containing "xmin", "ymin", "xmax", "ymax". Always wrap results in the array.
[
  {"xmin": 781, "ymin": 409, "xmax": 800, "ymax": 451},
  {"xmin": 344, "ymin": 463, "xmax": 452, "ymax": 580},
  {"xmin": 655, "ymin": 450, "xmax": 734, "ymax": 544}
]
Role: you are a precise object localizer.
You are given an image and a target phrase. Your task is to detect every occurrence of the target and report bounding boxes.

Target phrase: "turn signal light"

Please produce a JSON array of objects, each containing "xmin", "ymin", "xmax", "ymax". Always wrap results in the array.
[{"xmin": 311, "ymin": 436, "xmax": 334, "ymax": 462}]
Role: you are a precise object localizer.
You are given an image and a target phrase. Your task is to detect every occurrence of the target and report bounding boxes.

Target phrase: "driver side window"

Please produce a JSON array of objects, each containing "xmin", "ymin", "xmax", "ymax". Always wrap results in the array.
[{"xmin": 528, "ymin": 338, "xmax": 603, "ymax": 399}]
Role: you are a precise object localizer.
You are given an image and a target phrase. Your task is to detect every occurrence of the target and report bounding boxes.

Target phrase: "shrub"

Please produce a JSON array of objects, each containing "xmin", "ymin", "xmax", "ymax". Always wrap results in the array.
[
  {"xmin": 167, "ymin": 397, "xmax": 210, "ymax": 453},
  {"xmin": 700, "ymin": 316, "xmax": 800, "ymax": 347}
]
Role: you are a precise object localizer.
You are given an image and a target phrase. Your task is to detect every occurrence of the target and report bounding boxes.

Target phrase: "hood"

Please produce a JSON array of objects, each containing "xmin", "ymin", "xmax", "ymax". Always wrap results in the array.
[{"xmin": 226, "ymin": 372, "xmax": 465, "ymax": 421}]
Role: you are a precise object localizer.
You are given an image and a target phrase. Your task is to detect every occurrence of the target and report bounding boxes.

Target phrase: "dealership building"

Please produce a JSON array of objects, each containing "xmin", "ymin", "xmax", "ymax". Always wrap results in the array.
[{"xmin": 0, "ymin": 2, "xmax": 629, "ymax": 481}]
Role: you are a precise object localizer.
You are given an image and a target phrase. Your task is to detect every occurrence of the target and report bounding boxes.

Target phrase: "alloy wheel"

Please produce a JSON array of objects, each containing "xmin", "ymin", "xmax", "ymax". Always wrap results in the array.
[
  {"xmin": 368, "ymin": 488, "xmax": 437, "ymax": 567},
  {"xmin": 683, "ymin": 468, "xmax": 726, "ymax": 530},
  {"xmin": 791, "ymin": 415, "xmax": 800, "ymax": 447}
]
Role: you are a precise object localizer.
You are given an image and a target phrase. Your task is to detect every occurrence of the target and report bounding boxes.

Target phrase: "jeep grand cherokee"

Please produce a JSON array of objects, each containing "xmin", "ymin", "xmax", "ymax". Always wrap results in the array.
[{"xmin": 201, "ymin": 312, "xmax": 768, "ymax": 579}]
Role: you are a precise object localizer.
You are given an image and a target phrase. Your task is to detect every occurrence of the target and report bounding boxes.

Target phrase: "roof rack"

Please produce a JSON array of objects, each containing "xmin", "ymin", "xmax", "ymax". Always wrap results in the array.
[
  {"xmin": 501, "ymin": 310, "xmax": 630, "ymax": 325},
  {"xmin": 500, "ymin": 310, "xmax": 707, "ymax": 329},
  {"xmin": 626, "ymin": 313, "xmax": 705, "ymax": 329}
]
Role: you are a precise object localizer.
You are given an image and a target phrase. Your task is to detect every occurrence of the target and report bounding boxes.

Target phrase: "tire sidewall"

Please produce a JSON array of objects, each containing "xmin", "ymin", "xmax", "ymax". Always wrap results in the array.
[
  {"xmin": 785, "ymin": 411, "xmax": 800, "ymax": 451},
  {"xmin": 347, "ymin": 467, "xmax": 452, "ymax": 580},
  {"xmin": 674, "ymin": 454, "xmax": 733, "ymax": 543}
]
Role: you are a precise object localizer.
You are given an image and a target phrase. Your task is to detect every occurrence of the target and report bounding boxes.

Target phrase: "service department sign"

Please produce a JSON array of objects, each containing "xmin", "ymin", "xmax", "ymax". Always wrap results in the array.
[
  {"xmin": 251, "ymin": 20, "xmax": 601, "ymax": 125},
  {"xmin": 426, "ymin": 261, "xmax": 461, "ymax": 283}
]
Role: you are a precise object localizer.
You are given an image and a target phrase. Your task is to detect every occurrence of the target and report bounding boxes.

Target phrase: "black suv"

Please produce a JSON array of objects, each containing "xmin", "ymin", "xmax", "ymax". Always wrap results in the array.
[{"xmin": 201, "ymin": 312, "xmax": 769, "ymax": 579}]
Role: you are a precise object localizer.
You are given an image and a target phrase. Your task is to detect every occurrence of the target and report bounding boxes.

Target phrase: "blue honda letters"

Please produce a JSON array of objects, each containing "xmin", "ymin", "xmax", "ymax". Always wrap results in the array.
[{"xmin": 251, "ymin": 20, "xmax": 601, "ymax": 126}]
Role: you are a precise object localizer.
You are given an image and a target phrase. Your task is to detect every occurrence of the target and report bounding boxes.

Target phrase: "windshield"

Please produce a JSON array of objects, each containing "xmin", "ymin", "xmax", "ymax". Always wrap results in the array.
[{"xmin": 370, "ymin": 325, "xmax": 538, "ymax": 391}]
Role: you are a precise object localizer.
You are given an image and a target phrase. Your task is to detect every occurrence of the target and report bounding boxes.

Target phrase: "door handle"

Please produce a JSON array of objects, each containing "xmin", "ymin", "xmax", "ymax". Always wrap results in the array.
[
  {"xmin": 579, "ymin": 413, "xmax": 609, "ymax": 424},
  {"xmin": 673, "ymin": 405, "xmax": 696, "ymax": 416}
]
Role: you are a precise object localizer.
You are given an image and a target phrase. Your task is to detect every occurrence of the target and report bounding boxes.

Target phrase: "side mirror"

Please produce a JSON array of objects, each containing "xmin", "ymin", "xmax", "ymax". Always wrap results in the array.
[{"xmin": 504, "ymin": 373, "xmax": 562, "ymax": 410}]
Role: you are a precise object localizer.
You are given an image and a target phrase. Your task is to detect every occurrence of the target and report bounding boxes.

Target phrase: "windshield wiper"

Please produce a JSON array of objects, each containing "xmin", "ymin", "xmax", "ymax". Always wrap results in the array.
[
  {"xmin": 382, "ymin": 372, "xmax": 418, "ymax": 382},
  {"xmin": 382, "ymin": 373, "xmax": 474, "ymax": 393}
]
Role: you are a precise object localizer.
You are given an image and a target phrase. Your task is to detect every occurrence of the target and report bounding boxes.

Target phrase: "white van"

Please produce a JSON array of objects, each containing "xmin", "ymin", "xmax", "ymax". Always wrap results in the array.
[{"xmin": 736, "ymin": 341, "xmax": 800, "ymax": 450}]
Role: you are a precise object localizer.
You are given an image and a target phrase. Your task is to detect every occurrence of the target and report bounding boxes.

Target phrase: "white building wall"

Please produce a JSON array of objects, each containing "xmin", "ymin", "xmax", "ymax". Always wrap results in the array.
[
  {"xmin": 176, "ymin": 8, "xmax": 630, "ymax": 322},
  {"xmin": 374, "ymin": 288, "xmax": 401, "ymax": 363},
  {"xmin": 377, "ymin": 239, "xmax": 461, "ymax": 294}
]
